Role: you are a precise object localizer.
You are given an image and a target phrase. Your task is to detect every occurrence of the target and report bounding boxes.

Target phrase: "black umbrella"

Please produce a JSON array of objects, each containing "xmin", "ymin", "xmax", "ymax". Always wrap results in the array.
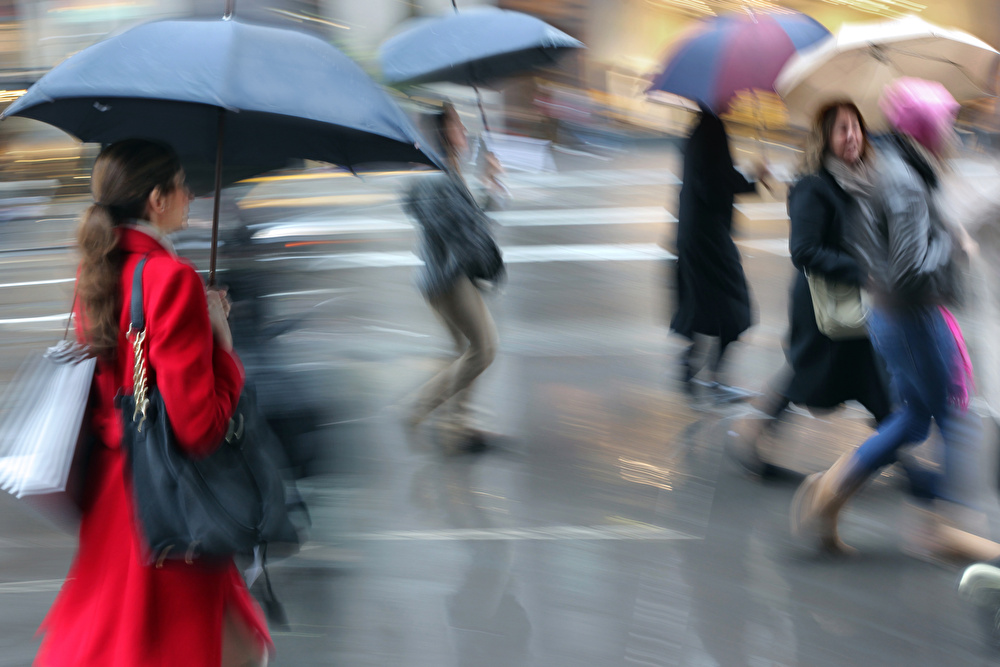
[
  {"xmin": 2, "ymin": 13, "xmax": 438, "ymax": 282},
  {"xmin": 379, "ymin": 6, "xmax": 584, "ymax": 131}
]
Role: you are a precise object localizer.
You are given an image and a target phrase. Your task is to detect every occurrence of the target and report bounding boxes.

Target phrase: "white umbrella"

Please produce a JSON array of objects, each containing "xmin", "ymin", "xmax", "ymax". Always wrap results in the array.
[{"xmin": 775, "ymin": 15, "xmax": 1000, "ymax": 130}]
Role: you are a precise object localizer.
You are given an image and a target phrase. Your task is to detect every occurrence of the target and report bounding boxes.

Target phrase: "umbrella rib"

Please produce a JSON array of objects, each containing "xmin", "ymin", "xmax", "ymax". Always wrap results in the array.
[{"xmin": 886, "ymin": 47, "xmax": 996, "ymax": 95}]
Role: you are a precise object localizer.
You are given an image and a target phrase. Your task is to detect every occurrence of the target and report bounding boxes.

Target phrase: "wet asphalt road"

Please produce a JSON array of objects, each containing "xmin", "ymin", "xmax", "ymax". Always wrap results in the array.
[{"xmin": 1, "ymin": 139, "xmax": 1000, "ymax": 665}]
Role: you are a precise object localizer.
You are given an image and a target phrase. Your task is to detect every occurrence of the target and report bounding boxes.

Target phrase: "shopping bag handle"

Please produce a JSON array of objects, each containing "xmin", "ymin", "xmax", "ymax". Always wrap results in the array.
[{"xmin": 63, "ymin": 290, "xmax": 77, "ymax": 342}]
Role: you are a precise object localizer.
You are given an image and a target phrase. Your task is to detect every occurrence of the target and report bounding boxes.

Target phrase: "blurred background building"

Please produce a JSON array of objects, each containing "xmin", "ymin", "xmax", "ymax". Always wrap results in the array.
[{"xmin": 0, "ymin": 0, "xmax": 997, "ymax": 189}]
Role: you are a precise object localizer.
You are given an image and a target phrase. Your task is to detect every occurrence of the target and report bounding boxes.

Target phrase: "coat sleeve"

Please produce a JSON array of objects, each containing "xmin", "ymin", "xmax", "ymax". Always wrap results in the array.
[
  {"xmin": 730, "ymin": 167, "xmax": 756, "ymax": 195},
  {"xmin": 144, "ymin": 258, "xmax": 243, "ymax": 458},
  {"xmin": 788, "ymin": 175, "xmax": 863, "ymax": 285}
]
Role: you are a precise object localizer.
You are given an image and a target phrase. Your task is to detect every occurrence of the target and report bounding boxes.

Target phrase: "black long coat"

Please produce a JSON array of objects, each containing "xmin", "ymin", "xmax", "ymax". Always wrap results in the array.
[
  {"xmin": 784, "ymin": 168, "xmax": 891, "ymax": 417},
  {"xmin": 670, "ymin": 107, "xmax": 756, "ymax": 342}
]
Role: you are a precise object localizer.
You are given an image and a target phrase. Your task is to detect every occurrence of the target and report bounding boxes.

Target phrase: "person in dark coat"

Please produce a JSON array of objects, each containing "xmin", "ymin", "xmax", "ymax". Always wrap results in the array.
[
  {"xmin": 728, "ymin": 102, "xmax": 893, "ymax": 476},
  {"xmin": 672, "ymin": 102, "xmax": 765, "ymax": 402}
]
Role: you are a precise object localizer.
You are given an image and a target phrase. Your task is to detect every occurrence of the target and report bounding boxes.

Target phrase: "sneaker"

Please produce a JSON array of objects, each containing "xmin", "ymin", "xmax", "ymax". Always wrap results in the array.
[
  {"xmin": 710, "ymin": 383, "xmax": 758, "ymax": 405},
  {"xmin": 724, "ymin": 427, "xmax": 766, "ymax": 477},
  {"xmin": 678, "ymin": 376, "xmax": 715, "ymax": 411},
  {"xmin": 960, "ymin": 563, "xmax": 1000, "ymax": 649},
  {"xmin": 960, "ymin": 563, "xmax": 1000, "ymax": 604}
]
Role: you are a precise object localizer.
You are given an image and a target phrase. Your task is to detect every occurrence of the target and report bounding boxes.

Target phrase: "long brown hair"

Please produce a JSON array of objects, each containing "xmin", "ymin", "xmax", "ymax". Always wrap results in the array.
[
  {"xmin": 432, "ymin": 102, "xmax": 463, "ymax": 172},
  {"xmin": 802, "ymin": 101, "xmax": 871, "ymax": 174},
  {"xmin": 77, "ymin": 139, "xmax": 181, "ymax": 357}
]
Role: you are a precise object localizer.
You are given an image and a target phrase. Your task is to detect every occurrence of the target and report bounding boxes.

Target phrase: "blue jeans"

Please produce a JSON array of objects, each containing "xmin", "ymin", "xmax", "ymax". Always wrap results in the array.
[{"xmin": 849, "ymin": 306, "xmax": 980, "ymax": 505}]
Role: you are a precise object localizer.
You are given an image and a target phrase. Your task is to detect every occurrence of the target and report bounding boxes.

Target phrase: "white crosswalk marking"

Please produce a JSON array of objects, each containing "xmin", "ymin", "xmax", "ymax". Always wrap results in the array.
[
  {"xmin": 251, "ymin": 206, "xmax": 677, "ymax": 240},
  {"xmin": 735, "ymin": 202, "xmax": 789, "ymax": 220},
  {"xmin": 0, "ymin": 313, "xmax": 69, "ymax": 324},
  {"xmin": 737, "ymin": 239, "xmax": 790, "ymax": 257},
  {"xmin": 343, "ymin": 524, "xmax": 699, "ymax": 541},
  {"xmin": 0, "ymin": 579, "xmax": 64, "ymax": 594},
  {"xmin": 260, "ymin": 243, "xmax": 677, "ymax": 269},
  {"xmin": 494, "ymin": 206, "xmax": 675, "ymax": 227}
]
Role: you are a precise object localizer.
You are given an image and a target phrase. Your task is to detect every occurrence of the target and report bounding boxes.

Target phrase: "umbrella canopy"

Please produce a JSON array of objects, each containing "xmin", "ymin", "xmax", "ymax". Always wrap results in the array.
[
  {"xmin": 379, "ymin": 7, "xmax": 584, "ymax": 88},
  {"xmin": 647, "ymin": 10, "xmax": 830, "ymax": 113},
  {"xmin": 4, "ymin": 18, "xmax": 437, "ymax": 192},
  {"xmin": 2, "ymin": 17, "xmax": 439, "ymax": 279},
  {"xmin": 775, "ymin": 15, "xmax": 1000, "ymax": 130}
]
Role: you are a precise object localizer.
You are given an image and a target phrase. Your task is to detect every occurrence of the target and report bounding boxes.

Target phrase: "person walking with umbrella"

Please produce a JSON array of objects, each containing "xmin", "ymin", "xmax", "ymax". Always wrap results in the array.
[
  {"xmin": 646, "ymin": 10, "xmax": 829, "ymax": 405},
  {"xmin": 727, "ymin": 101, "xmax": 893, "ymax": 475},
  {"xmin": 672, "ymin": 101, "xmax": 769, "ymax": 403},
  {"xmin": 37, "ymin": 140, "xmax": 269, "ymax": 666},
  {"xmin": 791, "ymin": 78, "xmax": 999, "ymax": 560},
  {"xmin": 404, "ymin": 103, "xmax": 505, "ymax": 453}
]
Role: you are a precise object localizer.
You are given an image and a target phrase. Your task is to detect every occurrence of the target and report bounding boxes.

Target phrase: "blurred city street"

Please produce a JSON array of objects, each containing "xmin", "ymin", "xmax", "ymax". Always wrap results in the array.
[{"xmin": 2, "ymin": 137, "xmax": 1000, "ymax": 665}]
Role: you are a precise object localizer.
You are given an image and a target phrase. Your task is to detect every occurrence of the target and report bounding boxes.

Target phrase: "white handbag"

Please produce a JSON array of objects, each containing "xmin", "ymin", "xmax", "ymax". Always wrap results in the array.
[
  {"xmin": 805, "ymin": 271, "xmax": 868, "ymax": 340},
  {"xmin": 0, "ymin": 306, "xmax": 95, "ymax": 531}
]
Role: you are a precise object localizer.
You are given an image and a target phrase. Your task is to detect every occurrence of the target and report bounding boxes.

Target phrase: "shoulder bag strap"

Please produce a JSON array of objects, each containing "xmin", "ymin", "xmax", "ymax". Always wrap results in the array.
[
  {"xmin": 128, "ymin": 256, "xmax": 151, "ymax": 430},
  {"xmin": 129, "ymin": 256, "xmax": 149, "ymax": 333}
]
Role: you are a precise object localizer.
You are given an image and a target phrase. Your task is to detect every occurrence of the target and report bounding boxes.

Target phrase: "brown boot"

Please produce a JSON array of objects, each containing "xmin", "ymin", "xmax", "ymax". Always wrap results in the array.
[{"xmin": 790, "ymin": 453, "xmax": 862, "ymax": 554}]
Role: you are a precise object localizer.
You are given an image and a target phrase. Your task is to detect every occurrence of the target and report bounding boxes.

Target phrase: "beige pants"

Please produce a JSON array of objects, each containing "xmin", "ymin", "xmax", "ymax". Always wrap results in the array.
[
  {"xmin": 412, "ymin": 276, "xmax": 498, "ymax": 433},
  {"xmin": 221, "ymin": 607, "xmax": 268, "ymax": 667}
]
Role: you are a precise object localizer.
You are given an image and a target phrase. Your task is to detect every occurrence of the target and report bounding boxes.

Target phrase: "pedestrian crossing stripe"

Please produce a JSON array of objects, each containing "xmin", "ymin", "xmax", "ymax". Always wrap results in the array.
[
  {"xmin": 258, "ymin": 243, "xmax": 677, "ymax": 269},
  {"xmin": 249, "ymin": 206, "xmax": 677, "ymax": 240},
  {"xmin": 342, "ymin": 524, "xmax": 698, "ymax": 541}
]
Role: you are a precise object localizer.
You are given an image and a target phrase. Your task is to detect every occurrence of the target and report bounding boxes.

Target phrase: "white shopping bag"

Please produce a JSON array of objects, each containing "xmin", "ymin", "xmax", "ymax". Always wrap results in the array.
[{"xmin": 0, "ymin": 340, "xmax": 95, "ymax": 530}]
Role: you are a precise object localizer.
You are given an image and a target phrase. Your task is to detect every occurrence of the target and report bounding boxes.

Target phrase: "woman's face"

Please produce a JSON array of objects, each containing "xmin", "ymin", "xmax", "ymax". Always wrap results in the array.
[
  {"xmin": 830, "ymin": 107, "xmax": 864, "ymax": 165},
  {"xmin": 148, "ymin": 170, "xmax": 193, "ymax": 234}
]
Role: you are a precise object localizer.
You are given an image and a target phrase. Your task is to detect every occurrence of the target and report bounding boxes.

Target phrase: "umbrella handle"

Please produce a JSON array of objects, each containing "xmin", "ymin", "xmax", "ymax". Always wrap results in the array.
[
  {"xmin": 750, "ymin": 90, "xmax": 772, "ymax": 195},
  {"xmin": 209, "ymin": 108, "xmax": 225, "ymax": 286}
]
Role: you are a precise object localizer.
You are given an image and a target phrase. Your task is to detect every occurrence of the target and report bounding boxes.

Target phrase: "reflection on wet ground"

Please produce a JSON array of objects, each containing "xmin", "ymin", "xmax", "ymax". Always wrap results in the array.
[{"xmin": 1, "ymin": 145, "xmax": 999, "ymax": 665}]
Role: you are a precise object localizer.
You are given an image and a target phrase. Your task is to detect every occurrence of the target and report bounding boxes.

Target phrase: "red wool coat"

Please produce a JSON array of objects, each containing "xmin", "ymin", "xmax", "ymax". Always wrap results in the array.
[{"xmin": 35, "ymin": 227, "xmax": 271, "ymax": 666}]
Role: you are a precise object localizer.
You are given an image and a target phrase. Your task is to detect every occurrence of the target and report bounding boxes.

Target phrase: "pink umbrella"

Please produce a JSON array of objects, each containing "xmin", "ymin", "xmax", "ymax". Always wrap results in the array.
[{"xmin": 648, "ymin": 9, "xmax": 830, "ymax": 113}]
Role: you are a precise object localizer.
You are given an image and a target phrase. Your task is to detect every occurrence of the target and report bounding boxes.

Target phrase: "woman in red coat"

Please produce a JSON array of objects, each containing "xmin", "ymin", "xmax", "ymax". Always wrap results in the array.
[{"xmin": 35, "ymin": 140, "xmax": 271, "ymax": 666}]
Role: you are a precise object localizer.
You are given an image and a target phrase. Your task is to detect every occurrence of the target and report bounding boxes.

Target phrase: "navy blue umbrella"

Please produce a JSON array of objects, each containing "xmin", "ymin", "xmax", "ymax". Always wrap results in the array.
[
  {"xmin": 379, "ymin": 7, "xmax": 584, "ymax": 88},
  {"xmin": 2, "ymin": 16, "xmax": 438, "ymax": 280},
  {"xmin": 648, "ymin": 10, "xmax": 830, "ymax": 113}
]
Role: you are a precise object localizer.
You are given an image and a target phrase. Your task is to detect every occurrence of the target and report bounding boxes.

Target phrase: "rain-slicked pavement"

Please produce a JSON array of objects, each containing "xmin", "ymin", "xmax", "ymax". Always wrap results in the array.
[{"xmin": 1, "ymin": 140, "xmax": 1000, "ymax": 665}]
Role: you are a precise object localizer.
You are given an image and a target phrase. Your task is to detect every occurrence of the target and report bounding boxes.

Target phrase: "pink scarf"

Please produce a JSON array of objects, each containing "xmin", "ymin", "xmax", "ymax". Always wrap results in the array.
[{"xmin": 939, "ymin": 306, "xmax": 974, "ymax": 411}]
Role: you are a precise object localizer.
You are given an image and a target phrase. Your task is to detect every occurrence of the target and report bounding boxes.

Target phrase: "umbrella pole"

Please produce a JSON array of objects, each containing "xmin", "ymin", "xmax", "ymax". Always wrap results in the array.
[
  {"xmin": 751, "ymin": 91, "xmax": 773, "ymax": 196},
  {"xmin": 472, "ymin": 85, "xmax": 490, "ymax": 134},
  {"xmin": 209, "ymin": 107, "xmax": 225, "ymax": 286},
  {"xmin": 471, "ymin": 85, "xmax": 499, "ymax": 177}
]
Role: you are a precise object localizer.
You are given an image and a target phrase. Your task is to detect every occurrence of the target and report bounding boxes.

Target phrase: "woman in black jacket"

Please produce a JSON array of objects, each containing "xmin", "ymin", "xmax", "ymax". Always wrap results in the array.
[{"xmin": 729, "ymin": 102, "xmax": 892, "ymax": 476}]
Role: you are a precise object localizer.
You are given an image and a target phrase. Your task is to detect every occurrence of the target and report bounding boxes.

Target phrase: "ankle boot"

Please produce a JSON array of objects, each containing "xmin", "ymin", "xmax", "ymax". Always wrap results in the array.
[{"xmin": 790, "ymin": 453, "xmax": 862, "ymax": 554}]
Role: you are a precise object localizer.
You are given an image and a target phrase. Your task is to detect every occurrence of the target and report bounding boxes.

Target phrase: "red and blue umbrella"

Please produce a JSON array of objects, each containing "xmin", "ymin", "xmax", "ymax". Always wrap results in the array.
[{"xmin": 648, "ymin": 10, "xmax": 830, "ymax": 113}]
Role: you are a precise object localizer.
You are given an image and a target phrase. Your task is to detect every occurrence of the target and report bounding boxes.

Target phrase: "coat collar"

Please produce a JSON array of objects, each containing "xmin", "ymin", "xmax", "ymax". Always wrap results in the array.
[{"xmin": 117, "ymin": 224, "xmax": 175, "ymax": 256}]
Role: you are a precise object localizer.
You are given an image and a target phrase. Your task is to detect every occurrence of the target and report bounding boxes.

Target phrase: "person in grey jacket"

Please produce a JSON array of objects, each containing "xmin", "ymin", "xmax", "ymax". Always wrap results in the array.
[
  {"xmin": 404, "ymin": 103, "xmax": 505, "ymax": 453},
  {"xmin": 791, "ymin": 79, "xmax": 999, "ymax": 560}
]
